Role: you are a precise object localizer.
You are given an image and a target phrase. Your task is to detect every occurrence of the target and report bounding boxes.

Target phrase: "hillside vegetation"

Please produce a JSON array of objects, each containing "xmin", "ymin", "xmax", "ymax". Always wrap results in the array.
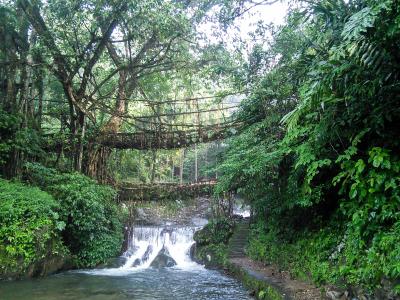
[
  {"xmin": 0, "ymin": 164, "xmax": 123, "ymax": 278},
  {"xmin": 214, "ymin": 0, "xmax": 400, "ymax": 296}
]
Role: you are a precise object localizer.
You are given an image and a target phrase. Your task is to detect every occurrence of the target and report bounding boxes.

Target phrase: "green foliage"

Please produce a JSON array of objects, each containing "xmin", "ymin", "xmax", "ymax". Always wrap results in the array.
[
  {"xmin": 193, "ymin": 218, "xmax": 234, "ymax": 268},
  {"xmin": 216, "ymin": 0, "xmax": 400, "ymax": 295},
  {"xmin": 0, "ymin": 179, "xmax": 67, "ymax": 276},
  {"xmin": 194, "ymin": 218, "xmax": 234, "ymax": 246},
  {"xmin": 195, "ymin": 243, "xmax": 229, "ymax": 268},
  {"xmin": 257, "ymin": 287, "xmax": 282, "ymax": 300},
  {"xmin": 333, "ymin": 147, "xmax": 400, "ymax": 288},
  {"xmin": 0, "ymin": 108, "xmax": 19, "ymax": 164},
  {"xmin": 0, "ymin": 108, "xmax": 43, "ymax": 166},
  {"xmin": 248, "ymin": 221, "xmax": 341, "ymax": 285},
  {"xmin": 25, "ymin": 163, "xmax": 123, "ymax": 267}
]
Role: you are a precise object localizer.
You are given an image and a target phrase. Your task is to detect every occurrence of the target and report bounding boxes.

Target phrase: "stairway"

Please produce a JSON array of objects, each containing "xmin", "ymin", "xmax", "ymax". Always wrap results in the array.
[{"xmin": 228, "ymin": 219, "xmax": 250, "ymax": 259}]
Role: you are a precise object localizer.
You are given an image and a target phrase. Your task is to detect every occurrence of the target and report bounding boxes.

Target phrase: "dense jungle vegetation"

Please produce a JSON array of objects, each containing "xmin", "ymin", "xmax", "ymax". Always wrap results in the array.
[
  {"xmin": 0, "ymin": 0, "xmax": 246, "ymax": 278},
  {"xmin": 214, "ymin": 0, "xmax": 400, "ymax": 296},
  {"xmin": 0, "ymin": 0, "xmax": 399, "ymax": 297},
  {"xmin": 0, "ymin": 164, "xmax": 122, "ymax": 276}
]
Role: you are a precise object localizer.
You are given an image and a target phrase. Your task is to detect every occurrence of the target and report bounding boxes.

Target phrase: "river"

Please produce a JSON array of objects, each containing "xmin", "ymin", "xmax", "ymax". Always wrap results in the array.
[{"xmin": 0, "ymin": 226, "xmax": 253, "ymax": 300}]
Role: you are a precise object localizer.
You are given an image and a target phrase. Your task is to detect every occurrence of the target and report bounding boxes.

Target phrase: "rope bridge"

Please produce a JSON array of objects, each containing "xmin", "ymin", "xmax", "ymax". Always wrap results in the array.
[
  {"xmin": 98, "ymin": 123, "xmax": 238, "ymax": 150},
  {"xmin": 44, "ymin": 122, "xmax": 239, "ymax": 151},
  {"xmin": 43, "ymin": 92, "xmax": 242, "ymax": 151},
  {"xmin": 118, "ymin": 180, "xmax": 217, "ymax": 202}
]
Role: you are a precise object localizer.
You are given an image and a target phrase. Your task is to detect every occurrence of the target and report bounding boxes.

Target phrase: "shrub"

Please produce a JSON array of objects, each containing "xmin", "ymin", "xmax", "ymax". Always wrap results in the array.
[
  {"xmin": 194, "ymin": 218, "xmax": 234, "ymax": 246},
  {"xmin": 334, "ymin": 147, "xmax": 400, "ymax": 291},
  {"xmin": 0, "ymin": 179, "xmax": 67, "ymax": 276},
  {"xmin": 247, "ymin": 146, "xmax": 400, "ymax": 293},
  {"xmin": 25, "ymin": 163, "xmax": 124, "ymax": 267},
  {"xmin": 193, "ymin": 218, "xmax": 234, "ymax": 267},
  {"xmin": 247, "ymin": 221, "xmax": 341, "ymax": 285}
]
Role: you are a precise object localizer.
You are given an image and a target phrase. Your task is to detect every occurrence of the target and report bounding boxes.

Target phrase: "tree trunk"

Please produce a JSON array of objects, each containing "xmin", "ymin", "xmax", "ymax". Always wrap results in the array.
[
  {"xmin": 36, "ymin": 67, "xmax": 44, "ymax": 129},
  {"xmin": 2, "ymin": 12, "xmax": 28, "ymax": 178},
  {"xmin": 205, "ymin": 146, "xmax": 209, "ymax": 180},
  {"xmin": 194, "ymin": 144, "xmax": 198, "ymax": 182},
  {"xmin": 32, "ymin": 29, "xmax": 44, "ymax": 130},
  {"xmin": 18, "ymin": 15, "xmax": 31, "ymax": 123},
  {"xmin": 150, "ymin": 150, "xmax": 156, "ymax": 183},
  {"xmin": 5, "ymin": 40, "xmax": 17, "ymax": 112},
  {"xmin": 215, "ymin": 142, "xmax": 219, "ymax": 179},
  {"xmin": 74, "ymin": 113, "xmax": 86, "ymax": 172},
  {"xmin": 170, "ymin": 158, "xmax": 174, "ymax": 181},
  {"xmin": 180, "ymin": 148, "xmax": 185, "ymax": 184},
  {"xmin": 85, "ymin": 67, "xmax": 128, "ymax": 182}
]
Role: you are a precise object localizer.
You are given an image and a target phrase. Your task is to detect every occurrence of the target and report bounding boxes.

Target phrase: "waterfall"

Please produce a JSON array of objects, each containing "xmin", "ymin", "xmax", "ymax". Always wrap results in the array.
[{"xmin": 121, "ymin": 226, "xmax": 199, "ymax": 270}]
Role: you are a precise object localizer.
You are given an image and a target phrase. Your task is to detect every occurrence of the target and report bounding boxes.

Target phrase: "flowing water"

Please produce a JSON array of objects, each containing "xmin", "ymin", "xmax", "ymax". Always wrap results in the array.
[{"xmin": 0, "ymin": 226, "xmax": 253, "ymax": 300}]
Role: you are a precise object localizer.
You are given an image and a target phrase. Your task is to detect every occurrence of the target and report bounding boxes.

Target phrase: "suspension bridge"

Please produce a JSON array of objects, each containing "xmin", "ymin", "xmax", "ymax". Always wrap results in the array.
[
  {"xmin": 44, "ymin": 121, "xmax": 239, "ymax": 151},
  {"xmin": 44, "ymin": 93, "xmax": 241, "ymax": 151},
  {"xmin": 98, "ymin": 124, "xmax": 239, "ymax": 150}
]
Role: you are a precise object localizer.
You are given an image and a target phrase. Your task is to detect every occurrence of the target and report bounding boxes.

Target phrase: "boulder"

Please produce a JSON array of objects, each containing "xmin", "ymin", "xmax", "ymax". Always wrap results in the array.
[
  {"xmin": 132, "ymin": 245, "xmax": 154, "ymax": 267},
  {"xmin": 189, "ymin": 243, "xmax": 196, "ymax": 260},
  {"xmin": 101, "ymin": 256, "xmax": 127, "ymax": 268},
  {"xmin": 123, "ymin": 245, "xmax": 138, "ymax": 258},
  {"xmin": 326, "ymin": 290, "xmax": 344, "ymax": 300},
  {"xmin": 134, "ymin": 208, "xmax": 157, "ymax": 225},
  {"xmin": 150, "ymin": 246, "xmax": 177, "ymax": 268},
  {"xmin": 136, "ymin": 208, "xmax": 148, "ymax": 219},
  {"xmin": 132, "ymin": 258, "xmax": 141, "ymax": 267},
  {"xmin": 141, "ymin": 245, "xmax": 153, "ymax": 263},
  {"xmin": 26, "ymin": 255, "xmax": 69, "ymax": 278}
]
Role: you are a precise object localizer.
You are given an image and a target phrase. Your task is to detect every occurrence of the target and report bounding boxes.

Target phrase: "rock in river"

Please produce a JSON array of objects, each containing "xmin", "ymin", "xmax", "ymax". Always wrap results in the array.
[
  {"xmin": 150, "ymin": 246, "xmax": 177, "ymax": 268},
  {"xmin": 142, "ymin": 245, "xmax": 153, "ymax": 263}
]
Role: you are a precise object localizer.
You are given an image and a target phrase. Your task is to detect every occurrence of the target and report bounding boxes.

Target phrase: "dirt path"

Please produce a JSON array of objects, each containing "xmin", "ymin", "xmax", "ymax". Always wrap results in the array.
[{"xmin": 227, "ymin": 220, "xmax": 326, "ymax": 300}]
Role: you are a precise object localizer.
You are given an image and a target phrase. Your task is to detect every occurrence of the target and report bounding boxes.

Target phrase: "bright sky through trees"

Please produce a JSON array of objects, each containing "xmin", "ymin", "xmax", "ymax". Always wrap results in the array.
[{"xmin": 198, "ymin": 0, "xmax": 288, "ymax": 55}]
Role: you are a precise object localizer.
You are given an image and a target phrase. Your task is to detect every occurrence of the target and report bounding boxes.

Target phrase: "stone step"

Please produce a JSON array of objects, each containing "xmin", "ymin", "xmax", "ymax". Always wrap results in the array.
[{"xmin": 227, "ymin": 220, "xmax": 250, "ymax": 259}]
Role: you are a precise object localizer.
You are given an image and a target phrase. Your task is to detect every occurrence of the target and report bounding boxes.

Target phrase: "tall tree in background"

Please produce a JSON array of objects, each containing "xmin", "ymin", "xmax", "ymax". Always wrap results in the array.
[{"xmin": 0, "ymin": 0, "xmax": 250, "ymax": 180}]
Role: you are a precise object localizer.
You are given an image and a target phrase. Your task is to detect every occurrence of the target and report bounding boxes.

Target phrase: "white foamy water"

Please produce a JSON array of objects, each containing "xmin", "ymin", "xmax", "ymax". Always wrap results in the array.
[
  {"xmin": 122, "ymin": 226, "xmax": 200, "ymax": 270},
  {"xmin": 82, "ymin": 226, "xmax": 202, "ymax": 276},
  {"xmin": 233, "ymin": 205, "xmax": 251, "ymax": 218},
  {"xmin": 41, "ymin": 225, "xmax": 253, "ymax": 299}
]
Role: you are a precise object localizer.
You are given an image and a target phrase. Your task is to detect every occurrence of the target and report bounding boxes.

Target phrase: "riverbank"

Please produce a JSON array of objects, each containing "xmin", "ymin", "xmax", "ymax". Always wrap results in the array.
[
  {"xmin": 193, "ymin": 218, "xmax": 328, "ymax": 300},
  {"xmin": 226, "ymin": 220, "xmax": 324, "ymax": 300},
  {"xmin": 227, "ymin": 257, "xmax": 324, "ymax": 300},
  {"xmin": 0, "ymin": 164, "xmax": 124, "ymax": 280},
  {"xmin": 0, "ymin": 205, "xmax": 254, "ymax": 300},
  {"xmin": 194, "ymin": 216, "xmax": 400, "ymax": 300}
]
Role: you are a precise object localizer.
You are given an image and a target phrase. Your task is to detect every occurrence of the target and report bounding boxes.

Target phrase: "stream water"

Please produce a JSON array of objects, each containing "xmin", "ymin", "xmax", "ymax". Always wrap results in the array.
[{"xmin": 0, "ymin": 226, "xmax": 253, "ymax": 300}]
